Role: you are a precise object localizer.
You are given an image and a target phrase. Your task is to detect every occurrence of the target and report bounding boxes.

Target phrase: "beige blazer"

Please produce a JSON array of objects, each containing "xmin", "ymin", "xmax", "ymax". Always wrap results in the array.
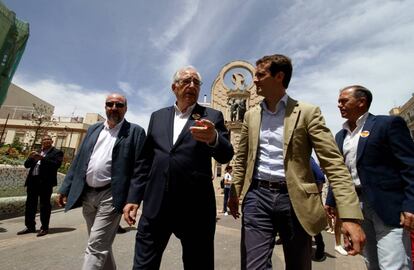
[{"xmin": 232, "ymin": 96, "xmax": 363, "ymax": 235}]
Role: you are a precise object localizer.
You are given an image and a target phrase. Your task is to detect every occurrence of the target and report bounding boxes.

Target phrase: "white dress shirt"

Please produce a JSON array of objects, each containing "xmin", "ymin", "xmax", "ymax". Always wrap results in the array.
[
  {"xmin": 342, "ymin": 112, "xmax": 369, "ymax": 187},
  {"xmin": 173, "ymin": 103, "xmax": 196, "ymax": 144},
  {"xmin": 32, "ymin": 148, "xmax": 51, "ymax": 176},
  {"xmin": 253, "ymin": 95, "xmax": 288, "ymax": 182},
  {"xmin": 85, "ymin": 119, "xmax": 124, "ymax": 187}
]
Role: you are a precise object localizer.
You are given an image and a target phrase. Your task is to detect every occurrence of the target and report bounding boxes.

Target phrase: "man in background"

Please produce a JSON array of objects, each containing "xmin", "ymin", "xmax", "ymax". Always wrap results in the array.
[
  {"xmin": 17, "ymin": 135, "xmax": 63, "ymax": 237},
  {"xmin": 326, "ymin": 85, "xmax": 414, "ymax": 269}
]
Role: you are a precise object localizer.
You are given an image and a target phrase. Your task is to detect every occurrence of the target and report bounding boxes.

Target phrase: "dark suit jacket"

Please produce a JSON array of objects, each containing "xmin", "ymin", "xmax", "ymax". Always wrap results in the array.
[
  {"xmin": 310, "ymin": 157, "xmax": 325, "ymax": 185},
  {"xmin": 59, "ymin": 120, "xmax": 146, "ymax": 213},
  {"xmin": 326, "ymin": 114, "xmax": 414, "ymax": 226},
  {"xmin": 24, "ymin": 147, "xmax": 63, "ymax": 187},
  {"xmin": 127, "ymin": 103, "xmax": 234, "ymax": 219}
]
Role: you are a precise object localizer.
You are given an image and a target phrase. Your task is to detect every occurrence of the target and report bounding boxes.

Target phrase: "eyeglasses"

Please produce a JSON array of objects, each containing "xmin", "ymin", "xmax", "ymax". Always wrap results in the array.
[
  {"xmin": 179, "ymin": 77, "xmax": 203, "ymax": 86},
  {"xmin": 105, "ymin": 101, "xmax": 125, "ymax": 108}
]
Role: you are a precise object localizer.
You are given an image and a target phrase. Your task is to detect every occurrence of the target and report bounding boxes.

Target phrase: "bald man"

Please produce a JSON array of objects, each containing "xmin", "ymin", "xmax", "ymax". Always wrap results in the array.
[{"xmin": 57, "ymin": 93, "xmax": 146, "ymax": 270}]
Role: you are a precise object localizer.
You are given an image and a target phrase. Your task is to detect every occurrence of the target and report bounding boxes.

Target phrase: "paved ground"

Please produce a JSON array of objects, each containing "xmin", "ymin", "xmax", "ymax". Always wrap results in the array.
[{"xmin": 0, "ymin": 197, "xmax": 367, "ymax": 270}]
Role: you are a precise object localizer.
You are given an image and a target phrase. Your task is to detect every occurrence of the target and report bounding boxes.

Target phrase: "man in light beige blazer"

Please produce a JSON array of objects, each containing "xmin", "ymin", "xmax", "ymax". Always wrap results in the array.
[{"xmin": 228, "ymin": 54, "xmax": 365, "ymax": 270}]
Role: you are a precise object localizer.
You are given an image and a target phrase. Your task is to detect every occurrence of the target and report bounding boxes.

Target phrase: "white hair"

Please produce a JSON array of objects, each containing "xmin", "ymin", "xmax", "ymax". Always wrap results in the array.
[{"xmin": 172, "ymin": 66, "xmax": 202, "ymax": 83}]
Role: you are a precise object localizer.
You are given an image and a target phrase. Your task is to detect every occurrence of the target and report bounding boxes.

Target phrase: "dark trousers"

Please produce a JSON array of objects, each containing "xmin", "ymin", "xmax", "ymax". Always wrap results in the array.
[
  {"xmin": 133, "ymin": 194, "xmax": 216, "ymax": 270},
  {"xmin": 223, "ymin": 187, "xmax": 230, "ymax": 212},
  {"xmin": 241, "ymin": 185, "xmax": 312, "ymax": 270},
  {"xmin": 314, "ymin": 232, "xmax": 324, "ymax": 250},
  {"xmin": 25, "ymin": 177, "xmax": 53, "ymax": 230}
]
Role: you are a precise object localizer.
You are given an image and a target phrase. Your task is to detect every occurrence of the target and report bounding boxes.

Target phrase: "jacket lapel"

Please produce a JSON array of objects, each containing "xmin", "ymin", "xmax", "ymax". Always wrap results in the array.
[
  {"xmin": 283, "ymin": 97, "xmax": 299, "ymax": 158},
  {"xmin": 173, "ymin": 104, "xmax": 205, "ymax": 150},
  {"xmin": 167, "ymin": 107, "xmax": 174, "ymax": 148},
  {"xmin": 114, "ymin": 120, "xmax": 130, "ymax": 148},
  {"xmin": 87, "ymin": 123, "xmax": 105, "ymax": 157},
  {"xmin": 357, "ymin": 113, "xmax": 375, "ymax": 163},
  {"xmin": 336, "ymin": 130, "xmax": 347, "ymax": 154},
  {"xmin": 250, "ymin": 106, "xmax": 261, "ymax": 156}
]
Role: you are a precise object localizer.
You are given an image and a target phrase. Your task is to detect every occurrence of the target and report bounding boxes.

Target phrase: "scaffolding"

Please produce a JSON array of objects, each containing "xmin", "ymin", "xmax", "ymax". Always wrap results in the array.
[{"xmin": 0, "ymin": 1, "xmax": 29, "ymax": 105}]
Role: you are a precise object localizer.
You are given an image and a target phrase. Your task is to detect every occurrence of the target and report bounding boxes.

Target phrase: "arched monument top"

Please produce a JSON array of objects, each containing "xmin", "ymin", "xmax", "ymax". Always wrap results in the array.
[{"xmin": 218, "ymin": 60, "xmax": 255, "ymax": 93}]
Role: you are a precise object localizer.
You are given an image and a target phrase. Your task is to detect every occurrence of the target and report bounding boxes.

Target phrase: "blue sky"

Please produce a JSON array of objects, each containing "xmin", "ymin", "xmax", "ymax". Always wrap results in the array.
[{"xmin": 3, "ymin": 0, "xmax": 414, "ymax": 132}]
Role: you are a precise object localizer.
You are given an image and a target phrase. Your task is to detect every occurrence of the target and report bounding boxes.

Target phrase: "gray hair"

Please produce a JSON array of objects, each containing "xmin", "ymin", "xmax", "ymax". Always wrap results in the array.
[
  {"xmin": 172, "ymin": 66, "xmax": 202, "ymax": 84},
  {"xmin": 340, "ymin": 85, "xmax": 372, "ymax": 109}
]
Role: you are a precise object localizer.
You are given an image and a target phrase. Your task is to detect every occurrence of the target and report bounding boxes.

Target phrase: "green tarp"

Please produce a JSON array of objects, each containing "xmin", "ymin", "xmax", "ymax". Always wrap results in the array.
[{"xmin": 0, "ymin": 1, "xmax": 29, "ymax": 105}]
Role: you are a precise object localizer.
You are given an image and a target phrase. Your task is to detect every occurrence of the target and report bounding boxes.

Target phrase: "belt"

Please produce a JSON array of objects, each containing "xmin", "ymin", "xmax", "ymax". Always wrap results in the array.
[
  {"xmin": 253, "ymin": 179, "xmax": 287, "ymax": 192},
  {"xmin": 85, "ymin": 184, "xmax": 111, "ymax": 192}
]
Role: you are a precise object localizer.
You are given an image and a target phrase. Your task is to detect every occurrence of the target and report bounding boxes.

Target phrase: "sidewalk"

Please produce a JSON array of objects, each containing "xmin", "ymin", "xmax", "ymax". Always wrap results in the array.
[{"xmin": 0, "ymin": 202, "xmax": 366, "ymax": 269}]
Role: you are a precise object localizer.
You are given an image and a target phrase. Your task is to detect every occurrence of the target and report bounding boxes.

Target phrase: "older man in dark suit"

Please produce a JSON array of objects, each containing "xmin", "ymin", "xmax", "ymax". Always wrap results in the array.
[
  {"xmin": 17, "ymin": 135, "xmax": 63, "ymax": 237},
  {"xmin": 57, "ymin": 93, "xmax": 146, "ymax": 270},
  {"xmin": 123, "ymin": 66, "xmax": 234, "ymax": 270},
  {"xmin": 326, "ymin": 85, "xmax": 414, "ymax": 269}
]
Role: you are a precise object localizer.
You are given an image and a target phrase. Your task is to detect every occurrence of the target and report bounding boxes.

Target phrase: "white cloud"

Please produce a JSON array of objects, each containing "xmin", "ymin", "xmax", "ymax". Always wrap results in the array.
[
  {"xmin": 11, "ymin": 75, "xmax": 172, "ymax": 132},
  {"xmin": 149, "ymin": 0, "xmax": 200, "ymax": 49},
  {"xmin": 6, "ymin": 0, "xmax": 414, "ymax": 135},
  {"xmin": 117, "ymin": 81, "xmax": 133, "ymax": 95},
  {"xmin": 12, "ymin": 75, "xmax": 106, "ymax": 118},
  {"xmin": 250, "ymin": 0, "xmax": 414, "ymax": 132},
  {"xmin": 160, "ymin": 48, "xmax": 192, "ymax": 81}
]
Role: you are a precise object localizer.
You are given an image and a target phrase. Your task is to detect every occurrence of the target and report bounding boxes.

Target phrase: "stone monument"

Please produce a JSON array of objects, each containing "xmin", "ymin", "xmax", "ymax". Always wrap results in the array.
[{"xmin": 210, "ymin": 60, "xmax": 263, "ymax": 176}]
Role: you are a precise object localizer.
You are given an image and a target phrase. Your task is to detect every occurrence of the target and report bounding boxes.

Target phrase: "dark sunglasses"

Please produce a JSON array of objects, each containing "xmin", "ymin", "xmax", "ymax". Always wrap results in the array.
[{"xmin": 105, "ymin": 101, "xmax": 125, "ymax": 108}]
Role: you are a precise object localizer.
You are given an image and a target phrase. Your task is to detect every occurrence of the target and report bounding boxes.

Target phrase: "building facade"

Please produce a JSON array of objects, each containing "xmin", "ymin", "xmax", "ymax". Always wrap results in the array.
[
  {"xmin": 0, "ymin": 83, "xmax": 104, "ymax": 160},
  {"xmin": 389, "ymin": 93, "xmax": 414, "ymax": 139}
]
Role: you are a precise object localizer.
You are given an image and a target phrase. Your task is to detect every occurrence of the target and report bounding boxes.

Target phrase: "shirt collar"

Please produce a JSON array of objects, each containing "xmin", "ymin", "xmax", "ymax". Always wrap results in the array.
[
  {"xmin": 260, "ymin": 94, "xmax": 288, "ymax": 114},
  {"xmin": 174, "ymin": 103, "xmax": 197, "ymax": 117},
  {"xmin": 104, "ymin": 118, "xmax": 125, "ymax": 131},
  {"xmin": 41, "ymin": 147, "xmax": 52, "ymax": 154},
  {"xmin": 342, "ymin": 111, "xmax": 369, "ymax": 132}
]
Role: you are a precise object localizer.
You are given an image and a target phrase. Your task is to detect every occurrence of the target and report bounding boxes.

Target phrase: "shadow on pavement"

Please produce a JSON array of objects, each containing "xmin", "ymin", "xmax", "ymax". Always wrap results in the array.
[{"xmin": 47, "ymin": 227, "xmax": 77, "ymax": 234}]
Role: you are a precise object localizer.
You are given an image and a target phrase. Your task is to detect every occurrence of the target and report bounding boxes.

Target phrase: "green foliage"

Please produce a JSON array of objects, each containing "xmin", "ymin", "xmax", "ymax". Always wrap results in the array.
[
  {"xmin": 0, "ymin": 144, "xmax": 70, "ymax": 171},
  {"xmin": 0, "ymin": 145, "xmax": 25, "ymax": 165},
  {"xmin": 10, "ymin": 137, "xmax": 24, "ymax": 152},
  {"xmin": 58, "ymin": 162, "xmax": 71, "ymax": 174},
  {"xmin": 0, "ymin": 156, "xmax": 24, "ymax": 166}
]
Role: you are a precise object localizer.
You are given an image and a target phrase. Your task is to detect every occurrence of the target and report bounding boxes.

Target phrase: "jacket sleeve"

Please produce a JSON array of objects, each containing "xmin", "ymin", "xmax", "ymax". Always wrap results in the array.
[
  {"xmin": 231, "ymin": 111, "xmax": 250, "ymax": 197},
  {"xmin": 388, "ymin": 116, "xmax": 414, "ymax": 213},
  {"xmin": 325, "ymin": 186, "xmax": 336, "ymax": 207},
  {"xmin": 24, "ymin": 156, "xmax": 37, "ymax": 169},
  {"xmin": 210, "ymin": 111, "xmax": 234, "ymax": 164},
  {"xmin": 127, "ymin": 114, "xmax": 155, "ymax": 204},
  {"xmin": 310, "ymin": 157, "xmax": 325, "ymax": 184},
  {"xmin": 58, "ymin": 126, "xmax": 94, "ymax": 195},
  {"xmin": 42, "ymin": 149, "xmax": 63, "ymax": 170},
  {"xmin": 307, "ymin": 106, "xmax": 362, "ymax": 220}
]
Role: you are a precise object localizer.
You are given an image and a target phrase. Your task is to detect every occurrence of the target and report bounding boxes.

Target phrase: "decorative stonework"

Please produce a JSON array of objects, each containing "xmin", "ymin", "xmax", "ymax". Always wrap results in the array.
[
  {"xmin": 0, "ymin": 164, "xmax": 65, "ymax": 219},
  {"xmin": 210, "ymin": 60, "xmax": 263, "ymax": 175},
  {"xmin": 211, "ymin": 60, "xmax": 262, "ymax": 120}
]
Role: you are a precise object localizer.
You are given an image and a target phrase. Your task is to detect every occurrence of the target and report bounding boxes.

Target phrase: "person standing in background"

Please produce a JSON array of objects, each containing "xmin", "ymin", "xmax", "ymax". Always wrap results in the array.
[
  {"xmin": 222, "ymin": 165, "xmax": 233, "ymax": 216},
  {"xmin": 17, "ymin": 135, "xmax": 63, "ymax": 237},
  {"xmin": 326, "ymin": 85, "xmax": 414, "ymax": 269}
]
